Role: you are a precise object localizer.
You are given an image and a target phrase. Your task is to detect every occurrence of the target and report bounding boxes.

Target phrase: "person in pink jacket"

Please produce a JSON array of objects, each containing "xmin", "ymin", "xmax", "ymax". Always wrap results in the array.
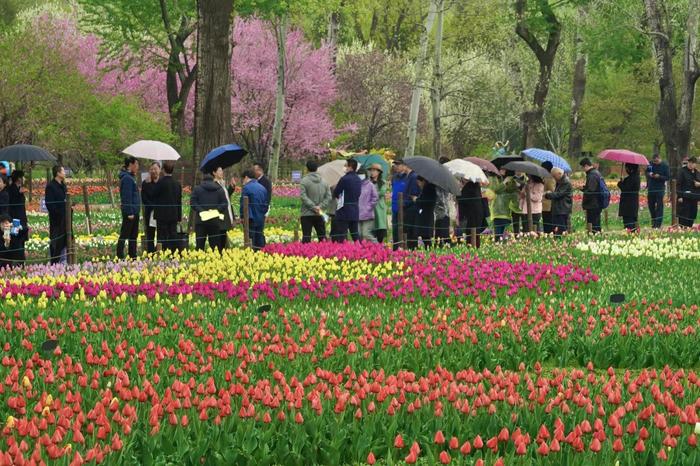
[
  {"xmin": 518, "ymin": 175, "xmax": 545, "ymax": 233},
  {"xmin": 357, "ymin": 169, "xmax": 379, "ymax": 242}
]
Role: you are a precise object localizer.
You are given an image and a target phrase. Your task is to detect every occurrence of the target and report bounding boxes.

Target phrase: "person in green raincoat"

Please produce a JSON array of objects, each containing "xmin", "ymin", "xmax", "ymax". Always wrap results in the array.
[
  {"xmin": 368, "ymin": 163, "xmax": 387, "ymax": 243},
  {"xmin": 490, "ymin": 169, "xmax": 519, "ymax": 242}
]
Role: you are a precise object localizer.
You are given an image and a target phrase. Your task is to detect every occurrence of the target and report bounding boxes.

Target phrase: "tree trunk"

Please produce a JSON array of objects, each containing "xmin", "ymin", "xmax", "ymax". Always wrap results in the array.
[
  {"xmin": 644, "ymin": 0, "xmax": 680, "ymax": 174},
  {"xmin": 430, "ymin": 0, "xmax": 444, "ymax": 160},
  {"xmin": 268, "ymin": 16, "xmax": 288, "ymax": 183},
  {"xmin": 194, "ymin": 0, "xmax": 233, "ymax": 184},
  {"xmin": 568, "ymin": 25, "xmax": 587, "ymax": 159},
  {"xmin": 678, "ymin": 0, "xmax": 700, "ymax": 165},
  {"xmin": 515, "ymin": 0, "xmax": 561, "ymax": 150},
  {"xmin": 327, "ymin": 9, "xmax": 340, "ymax": 73},
  {"xmin": 405, "ymin": 0, "xmax": 437, "ymax": 158}
]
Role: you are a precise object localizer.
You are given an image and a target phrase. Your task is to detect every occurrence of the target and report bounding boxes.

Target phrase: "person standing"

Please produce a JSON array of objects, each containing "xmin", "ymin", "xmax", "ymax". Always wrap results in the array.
[
  {"xmin": 677, "ymin": 156, "xmax": 700, "ymax": 228},
  {"xmin": 0, "ymin": 214, "xmax": 23, "ymax": 269},
  {"xmin": 252, "ymin": 162, "xmax": 272, "ymax": 248},
  {"xmin": 518, "ymin": 175, "xmax": 544, "ymax": 233},
  {"xmin": 45, "ymin": 165, "xmax": 67, "ymax": 264},
  {"xmin": 490, "ymin": 169, "xmax": 519, "ymax": 242},
  {"xmin": 299, "ymin": 160, "xmax": 331, "ymax": 243},
  {"xmin": 415, "ymin": 177, "xmax": 437, "ymax": 248},
  {"xmin": 618, "ymin": 163, "xmax": 640, "ymax": 231},
  {"xmin": 390, "ymin": 160, "xmax": 408, "ymax": 249},
  {"xmin": 545, "ymin": 167, "xmax": 573, "ymax": 237},
  {"xmin": 434, "ymin": 157, "xmax": 452, "ymax": 245},
  {"xmin": 368, "ymin": 163, "xmax": 387, "ymax": 243},
  {"xmin": 357, "ymin": 169, "xmax": 379, "ymax": 242},
  {"xmin": 457, "ymin": 179, "xmax": 484, "ymax": 248},
  {"xmin": 540, "ymin": 162, "xmax": 556, "ymax": 233},
  {"xmin": 117, "ymin": 157, "xmax": 140, "ymax": 259},
  {"xmin": 0, "ymin": 176, "xmax": 9, "ymax": 216},
  {"xmin": 190, "ymin": 174, "xmax": 228, "ymax": 252},
  {"xmin": 580, "ymin": 158, "xmax": 603, "ymax": 233},
  {"xmin": 141, "ymin": 161, "xmax": 160, "ymax": 254},
  {"xmin": 212, "ymin": 166, "xmax": 236, "ymax": 250},
  {"xmin": 153, "ymin": 161, "xmax": 182, "ymax": 253},
  {"xmin": 331, "ymin": 158, "xmax": 362, "ymax": 242},
  {"xmin": 240, "ymin": 169, "xmax": 269, "ymax": 250},
  {"xmin": 402, "ymin": 164, "xmax": 421, "ymax": 249},
  {"xmin": 645, "ymin": 154, "xmax": 669, "ymax": 228}
]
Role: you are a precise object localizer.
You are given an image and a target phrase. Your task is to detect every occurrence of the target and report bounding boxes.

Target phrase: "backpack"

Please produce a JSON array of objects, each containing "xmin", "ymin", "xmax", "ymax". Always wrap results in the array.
[{"xmin": 598, "ymin": 175, "xmax": 611, "ymax": 209}]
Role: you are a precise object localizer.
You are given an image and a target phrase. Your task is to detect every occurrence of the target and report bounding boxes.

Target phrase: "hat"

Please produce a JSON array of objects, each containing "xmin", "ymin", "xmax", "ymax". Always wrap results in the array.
[
  {"xmin": 392, "ymin": 158, "xmax": 405, "ymax": 165},
  {"xmin": 368, "ymin": 163, "xmax": 383, "ymax": 172}
]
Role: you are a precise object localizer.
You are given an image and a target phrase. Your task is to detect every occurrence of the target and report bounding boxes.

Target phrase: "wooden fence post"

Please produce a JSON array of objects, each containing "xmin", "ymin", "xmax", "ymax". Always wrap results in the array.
[
  {"xmin": 81, "ymin": 184, "xmax": 92, "ymax": 235},
  {"xmin": 671, "ymin": 179, "xmax": 678, "ymax": 227},
  {"xmin": 604, "ymin": 209, "xmax": 609, "ymax": 230},
  {"xmin": 397, "ymin": 192, "xmax": 405, "ymax": 249},
  {"xmin": 65, "ymin": 194, "xmax": 75, "ymax": 265},
  {"xmin": 525, "ymin": 183, "xmax": 533, "ymax": 233},
  {"xmin": 243, "ymin": 195, "xmax": 251, "ymax": 249},
  {"xmin": 470, "ymin": 227, "xmax": 477, "ymax": 248}
]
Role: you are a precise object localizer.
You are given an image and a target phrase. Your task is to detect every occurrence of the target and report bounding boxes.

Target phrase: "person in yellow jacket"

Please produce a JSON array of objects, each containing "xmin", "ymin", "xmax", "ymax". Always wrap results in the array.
[{"xmin": 490, "ymin": 169, "xmax": 519, "ymax": 242}]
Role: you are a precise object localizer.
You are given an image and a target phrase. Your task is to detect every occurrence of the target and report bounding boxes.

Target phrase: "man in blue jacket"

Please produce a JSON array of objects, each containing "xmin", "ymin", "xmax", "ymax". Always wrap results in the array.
[
  {"xmin": 117, "ymin": 156, "xmax": 140, "ymax": 259},
  {"xmin": 645, "ymin": 153, "xmax": 670, "ymax": 228},
  {"xmin": 390, "ymin": 160, "xmax": 408, "ymax": 250},
  {"xmin": 240, "ymin": 169, "xmax": 268, "ymax": 251},
  {"xmin": 331, "ymin": 158, "xmax": 362, "ymax": 242}
]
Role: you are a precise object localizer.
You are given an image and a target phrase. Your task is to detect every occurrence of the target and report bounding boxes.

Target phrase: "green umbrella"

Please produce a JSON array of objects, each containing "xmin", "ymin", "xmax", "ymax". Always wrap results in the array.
[{"xmin": 354, "ymin": 153, "xmax": 390, "ymax": 175}]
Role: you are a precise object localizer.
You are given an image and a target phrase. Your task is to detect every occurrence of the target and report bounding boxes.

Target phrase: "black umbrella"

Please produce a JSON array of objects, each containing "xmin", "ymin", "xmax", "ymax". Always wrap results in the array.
[
  {"xmin": 404, "ymin": 156, "xmax": 461, "ymax": 195},
  {"xmin": 0, "ymin": 144, "xmax": 57, "ymax": 162},
  {"xmin": 492, "ymin": 155, "xmax": 524, "ymax": 169},
  {"xmin": 503, "ymin": 161, "xmax": 551, "ymax": 178}
]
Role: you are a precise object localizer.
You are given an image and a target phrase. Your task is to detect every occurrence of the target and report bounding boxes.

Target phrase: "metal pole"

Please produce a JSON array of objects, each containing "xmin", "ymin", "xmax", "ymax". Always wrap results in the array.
[
  {"xmin": 81, "ymin": 184, "xmax": 92, "ymax": 235},
  {"xmin": 671, "ymin": 179, "xmax": 678, "ymax": 227},
  {"xmin": 243, "ymin": 195, "xmax": 251, "ymax": 249},
  {"xmin": 525, "ymin": 183, "xmax": 533, "ymax": 233},
  {"xmin": 397, "ymin": 192, "xmax": 405, "ymax": 249}
]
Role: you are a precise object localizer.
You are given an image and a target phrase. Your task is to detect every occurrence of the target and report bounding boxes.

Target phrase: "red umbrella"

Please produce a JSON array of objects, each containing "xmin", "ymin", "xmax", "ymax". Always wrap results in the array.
[
  {"xmin": 598, "ymin": 149, "xmax": 649, "ymax": 166},
  {"xmin": 464, "ymin": 157, "xmax": 498, "ymax": 174}
]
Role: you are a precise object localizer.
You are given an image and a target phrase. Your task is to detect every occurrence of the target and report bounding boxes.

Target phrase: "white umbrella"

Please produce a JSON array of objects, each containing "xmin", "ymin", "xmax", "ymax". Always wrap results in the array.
[
  {"xmin": 317, "ymin": 160, "xmax": 346, "ymax": 188},
  {"xmin": 122, "ymin": 140, "xmax": 181, "ymax": 161},
  {"xmin": 444, "ymin": 159, "xmax": 487, "ymax": 183}
]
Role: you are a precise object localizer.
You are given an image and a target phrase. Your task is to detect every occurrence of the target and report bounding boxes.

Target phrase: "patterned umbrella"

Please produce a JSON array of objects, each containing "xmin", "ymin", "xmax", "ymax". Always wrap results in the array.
[{"xmin": 521, "ymin": 148, "xmax": 572, "ymax": 173}]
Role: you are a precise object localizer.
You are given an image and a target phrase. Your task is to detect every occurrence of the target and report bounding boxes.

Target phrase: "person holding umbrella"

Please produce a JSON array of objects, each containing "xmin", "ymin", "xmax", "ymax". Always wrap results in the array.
[
  {"xmin": 415, "ymin": 177, "xmax": 437, "ymax": 248},
  {"xmin": 141, "ymin": 161, "xmax": 161, "ymax": 254},
  {"xmin": 545, "ymin": 167, "xmax": 573, "ymax": 237},
  {"xmin": 300, "ymin": 160, "xmax": 331, "ymax": 243},
  {"xmin": 517, "ymin": 174, "xmax": 544, "ymax": 233},
  {"xmin": 434, "ymin": 156, "xmax": 452, "ymax": 245},
  {"xmin": 45, "ymin": 165, "xmax": 67, "ymax": 264},
  {"xmin": 7, "ymin": 170, "xmax": 28, "ymax": 266},
  {"xmin": 331, "ymin": 158, "xmax": 362, "ymax": 242},
  {"xmin": 117, "ymin": 157, "xmax": 140, "ymax": 259},
  {"xmin": 240, "ymin": 169, "xmax": 269, "ymax": 250},
  {"xmin": 579, "ymin": 158, "xmax": 603, "ymax": 233},
  {"xmin": 190, "ymin": 174, "xmax": 228, "ymax": 252},
  {"xmin": 618, "ymin": 163, "xmax": 640, "ymax": 231},
  {"xmin": 457, "ymin": 179, "xmax": 484, "ymax": 248},
  {"xmin": 212, "ymin": 166, "xmax": 236, "ymax": 250},
  {"xmin": 540, "ymin": 161, "xmax": 556, "ymax": 233},
  {"xmin": 368, "ymin": 163, "xmax": 388, "ymax": 243},
  {"xmin": 490, "ymin": 169, "xmax": 519, "ymax": 242},
  {"xmin": 390, "ymin": 160, "xmax": 409, "ymax": 249}
]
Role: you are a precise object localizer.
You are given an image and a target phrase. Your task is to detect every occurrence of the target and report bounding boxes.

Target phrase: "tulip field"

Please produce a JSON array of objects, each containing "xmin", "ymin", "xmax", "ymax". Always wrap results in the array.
[{"xmin": 1, "ymin": 230, "xmax": 700, "ymax": 465}]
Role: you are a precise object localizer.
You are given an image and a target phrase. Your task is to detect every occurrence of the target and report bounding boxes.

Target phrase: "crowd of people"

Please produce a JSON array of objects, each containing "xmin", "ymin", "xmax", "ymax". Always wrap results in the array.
[{"xmin": 0, "ymin": 152, "xmax": 697, "ymax": 268}]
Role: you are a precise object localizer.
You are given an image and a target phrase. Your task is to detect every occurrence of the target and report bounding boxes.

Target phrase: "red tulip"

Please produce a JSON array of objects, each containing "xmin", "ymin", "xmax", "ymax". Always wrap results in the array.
[
  {"xmin": 435, "ymin": 430, "xmax": 445, "ymax": 444},
  {"xmin": 460, "ymin": 441, "xmax": 471, "ymax": 455},
  {"xmin": 635, "ymin": 439, "xmax": 646, "ymax": 452},
  {"xmin": 537, "ymin": 442, "xmax": 549, "ymax": 456},
  {"xmin": 448, "ymin": 437, "xmax": 459, "ymax": 449},
  {"xmin": 394, "ymin": 434, "xmax": 405, "ymax": 449},
  {"xmin": 367, "ymin": 452, "xmax": 376, "ymax": 465}
]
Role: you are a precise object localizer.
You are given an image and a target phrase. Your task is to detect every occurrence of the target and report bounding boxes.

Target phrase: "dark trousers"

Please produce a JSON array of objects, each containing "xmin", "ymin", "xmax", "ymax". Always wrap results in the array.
[
  {"xmin": 542, "ymin": 211, "xmax": 553, "ymax": 234},
  {"xmin": 373, "ymin": 229, "xmax": 387, "ymax": 244},
  {"xmin": 48, "ymin": 220, "xmax": 66, "ymax": 265},
  {"xmin": 157, "ymin": 221, "xmax": 178, "ymax": 252},
  {"xmin": 552, "ymin": 214, "xmax": 569, "ymax": 237},
  {"xmin": 195, "ymin": 223, "xmax": 223, "ymax": 252},
  {"xmin": 517, "ymin": 213, "xmax": 542, "ymax": 233},
  {"xmin": 117, "ymin": 214, "xmax": 139, "ymax": 259},
  {"xmin": 511, "ymin": 212, "xmax": 523, "ymax": 235},
  {"xmin": 678, "ymin": 200, "xmax": 698, "ymax": 227},
  {"xmin": 434, "ymin": 216, "xmax": 450, "ymax": 246},
  {"xmin": 404, "ymin": 208, "xmax": 418, "ymax": 249},
  {"xmin": 622, "ymin": 216, "xmax": 638, "ymax": 231},
  {"xmin": 259, "ymin": 217, "xmax": 267, "ymax": 248},
  {"xmin": 648, "ymin": 191, "xmax": 665, "ymax": 228},
  {"xmin": 301, "ymin": 215, "xmax": 326, "ymax": 243},
  {"xmin": 331, "ymin": 218, "xmax": 359, "ymax": 243},
  {"xmin": 585, "ymin": 208, "xmax": 602, "ymax": 233},
  {"xmin": 145, "ymin": 226, "xmax": 157, "ymax": 253},
  {"xmin": 249, "ymin": 222, "xmax": 265, "ymax": 250},
  {"xmin": 391, "ymin": 215, "xmax": 401, "ymax": 250},
  {"xmin": 493, "ymin": 218, "xmax": 511, "ymax": 242}
]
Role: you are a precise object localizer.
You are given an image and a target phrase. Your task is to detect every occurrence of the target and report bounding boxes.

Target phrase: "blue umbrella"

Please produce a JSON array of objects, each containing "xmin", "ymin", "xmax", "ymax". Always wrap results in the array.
[
  {"xmin": 199, "ymin": 144, "xmax": 247, "ymax": 173},
  {"xmin": 521, "ymin": 148, "xmax": 572, "ymax": 173}
]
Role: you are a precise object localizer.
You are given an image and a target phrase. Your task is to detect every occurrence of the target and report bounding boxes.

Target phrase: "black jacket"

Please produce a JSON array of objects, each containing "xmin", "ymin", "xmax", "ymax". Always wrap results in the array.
[
  {"xmin": 677, "ymin": 167, "xmax": 700, "ymax": 201},
  {"xmin": 617, "ymin": 172, "xmax": 640, "ymax": 218},
  {"xmin": 190, "ymin": 179, "xmax": 228, "ymax": 226},
  {"xmin": 545, "ymin": 176, "xmax": 573, "ymax": 216},
  {"xmin": 153, "ymin": 175, "xmax": 182, "ymax": 223},
  {"xmin": 582, "ymin": 168, "xmax": 602, "ymax": 210},
  {"xmin": 258, "ymin": 175, "xmax": 272, "ymax": 208},
  {"xmin": 0, "ymin": 189, "xmax": 8, "ymax": 216},
  {"xmin": 7, "ymin": 184, "xmax": 27, "ymax": 236},
  {"xmin": 415, "ymin": 182, "xmax": 437, "ymax": 238},
  {"xmin": 141, "ymin": 179, "xmax": 159, "ymax": 225},
  {"xmin": 457, "ymin": 181, "xmax": 484, "ymax": 228},
  {"xmin": 44, "ymin": 179, "xmax": 67, "ymax": 226}
]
